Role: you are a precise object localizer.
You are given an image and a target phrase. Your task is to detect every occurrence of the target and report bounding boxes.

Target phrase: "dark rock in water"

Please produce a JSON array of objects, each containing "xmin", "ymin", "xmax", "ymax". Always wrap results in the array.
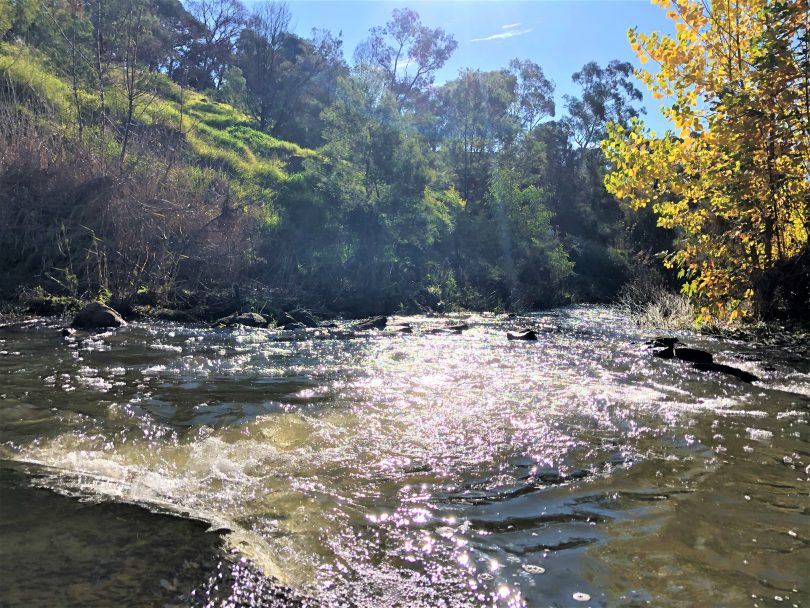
[
  {"xmin": 234, "ymin": 312, "xmax": 268, "ymax": 327},
  {"xmin": 278, "ymin": 309, "xmax": 319, "ymax": 328},
  {"xmin": 507, "ymin": 329, "xmax": 537, "ymax": 341},
  {"xmin": 110, "ymin": 300, "xmax": 135, "ymax": 320},
  {"xmin": 426, "ymin": 327, "xmax": 456, "ymax": 335},
  {"xmin": 424, "ymin": 321, "xmax": 467, "ymax": 335},
  {"xmin": 277, "ymin": 312, "xmax": 297, "ymax": 326},
  {"xmin": 648, "ymin": 338, "xmax": 712, "ymax": 363},
  {"xmin": 319, "ymin": 321, "xmax": 338, "ymax": 329},
  {"xmin": 653, "ymin": 346, "xmax": 674, "ymax": 359},
  {"xmin": 152, "ymin": 308, "xmax": 198, "ymax": 323},
  {"xmin": 353, "ymin": 316, "xmax": 387, "ymax": 331},
  {"xmin": 693, "ymin": 362, "xmax": 759, "ymax": 383},
  {"xmin": 282, "ymin": 322, "xmax": 306, "ymax": 331},
  {"xmin": 71, "ymin": 302, "xmax": 126, "ymax": 329},
  {"xmin": 214, "ymin": 312, "xmax": 267, "ymax": 328},
  {"xmin": 394, "ymin": 325, "xmax": 413, "ymax": 334},
  {"xmin": 647, "ymin": 336, "xmax": 679, "ymax": 348},
  {"xmin": 290, "ymin": 309, "xmax": 319, "ymax": 328},
  {"xmin": 674, "ymin": 347, "xmax": 713, "ymax": 364},
  {"xmin": 60, "ymin": 327, "xmax": 76, "ymax": 337}
]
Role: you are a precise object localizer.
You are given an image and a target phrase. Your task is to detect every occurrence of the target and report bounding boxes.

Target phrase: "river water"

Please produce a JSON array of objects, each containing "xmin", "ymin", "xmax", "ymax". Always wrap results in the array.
[{"xmin": 0, "ymin": 307, "xmax": 807, "ymax": 607}]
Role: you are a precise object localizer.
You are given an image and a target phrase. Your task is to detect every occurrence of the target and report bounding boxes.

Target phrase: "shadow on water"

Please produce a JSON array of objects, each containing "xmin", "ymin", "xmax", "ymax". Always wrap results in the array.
[{"xmin": 0, "ymin": 461, "xmax": 313, "ymax": 608}]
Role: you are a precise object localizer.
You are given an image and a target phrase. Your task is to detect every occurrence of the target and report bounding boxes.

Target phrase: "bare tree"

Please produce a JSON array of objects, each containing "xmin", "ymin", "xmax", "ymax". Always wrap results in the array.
[{"xmin": 118, "ymin": 0, "xmax": 158, "ymax": 168}]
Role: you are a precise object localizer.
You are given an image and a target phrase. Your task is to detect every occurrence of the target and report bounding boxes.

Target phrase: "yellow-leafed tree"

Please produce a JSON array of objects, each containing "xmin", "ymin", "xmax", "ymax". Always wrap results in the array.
[{"xmin": 603, "ymin": 0, "xmax": 809, "ymax": 321}]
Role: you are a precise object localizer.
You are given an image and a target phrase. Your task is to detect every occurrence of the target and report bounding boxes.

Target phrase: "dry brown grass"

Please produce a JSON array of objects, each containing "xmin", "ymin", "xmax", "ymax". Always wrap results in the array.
[
  {"xmin": 0, "ymin": 105, "xmax": 254, "ymax": 305},
  {"xmin": 614, "ymin": 270, "xmax": 695, "ymax": 330}
]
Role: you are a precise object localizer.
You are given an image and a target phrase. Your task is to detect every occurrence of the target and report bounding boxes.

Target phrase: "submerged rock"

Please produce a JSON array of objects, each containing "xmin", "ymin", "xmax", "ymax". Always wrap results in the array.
[
  {"xmin": 277, "ymin": 309, "xmax": 319, "ymax": 328},
  {"xmin": 71, "ymin": 302, "xmax": 126, "ymax": 329},
  {"xmin": 353, "ymin": 316, "xmax": 387, "ymax": 331},
  {"xmin": 151, "ymin": 308, "xmax": 199, "ymax": 323},
  {"xmin": 507, "ymin": 329, "xmax": 537, "ymax": 341},
  {"xmin": 213, "ymin": 312, "xmax": 268, "ymax": 328},
  {"xmin": 648, "ymin": 336, "xmax": 678, "ymax": 349},
  {"xmin": 282, "ymin": 322, "xmax": 307, "ymax": 331},
  {"xmin": 448, "ymin": 322, "xmax": 470, "ymax": 332},
  {"xmin": 693, "ymin": 362, "xmax": 759, "ymax": 383},
  {"xmin": 276, "ymin": 312, "xmax": 296, "ymax": 326},
  {"xmin": 674, "ymin": 347, "xmax": 713, "ymax": 364},
  {"xmin": 647, "ymin": 335, "xmax": 758, "ymax": 383},
  {"xmin": 426, "ymin": 327, "xmax": 460, "ymax": 335},
  {"xmin": 648, "ymin": 336, "xmax": 678, "ymax": 358}
]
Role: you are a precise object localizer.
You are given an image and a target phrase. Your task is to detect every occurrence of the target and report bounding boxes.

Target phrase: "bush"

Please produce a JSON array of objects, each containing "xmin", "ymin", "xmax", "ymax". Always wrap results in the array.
[{"xmin": 615, "ymin": 268, "xmax": 693, "ymax": 329}]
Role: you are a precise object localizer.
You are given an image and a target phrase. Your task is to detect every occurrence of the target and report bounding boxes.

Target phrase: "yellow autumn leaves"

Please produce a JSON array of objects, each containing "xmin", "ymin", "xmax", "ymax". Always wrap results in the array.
[{"xmin": 603, "ymin": 0, "xmax": 810, "ymax": 322}]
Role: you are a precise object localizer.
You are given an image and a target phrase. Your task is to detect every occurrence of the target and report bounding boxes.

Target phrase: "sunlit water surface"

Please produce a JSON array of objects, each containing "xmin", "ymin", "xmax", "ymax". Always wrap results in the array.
[{"xmin": 0, "ymin": 307, "xmax": 808, "ymax": 607}]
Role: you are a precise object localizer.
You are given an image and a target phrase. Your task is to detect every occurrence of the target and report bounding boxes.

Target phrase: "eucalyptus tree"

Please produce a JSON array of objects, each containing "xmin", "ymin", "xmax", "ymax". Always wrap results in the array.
[
  {"xmin": 235, "ymin": 1, "xmax": 291, "ymax": 130},
  {"xmin": 437, "ymin": 68, "xmax": 520, "ymax": 204},
  {"xmin": 563, "ymin": 60, "xmax": 643, "ymax": 150},
  {"xmin": 354, "ymin": 8, "xmax": 457, "ymax": 111},
  {"xmin": 185, "ymin": 0, "xmax": 246, "ymax": 89}
]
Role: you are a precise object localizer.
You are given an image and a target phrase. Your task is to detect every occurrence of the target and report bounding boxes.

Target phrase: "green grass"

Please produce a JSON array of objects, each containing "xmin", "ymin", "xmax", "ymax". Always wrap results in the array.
[
  {"xmin": 227, "ymin": 126, "xmax": 314, "ymax": 158},
  {"xmin": 0, "ymin": 43, "xmax": 75, "ymax": 120},
  {"xmin": 0, "ymin": 42, "xmax": 317, "ymax": 191}
]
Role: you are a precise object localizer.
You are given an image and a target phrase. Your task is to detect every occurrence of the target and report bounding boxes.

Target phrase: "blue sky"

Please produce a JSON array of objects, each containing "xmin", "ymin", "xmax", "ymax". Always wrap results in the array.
[{"xmin": 281, "ymin": 1, "xmax": 676, "ymax": 134}]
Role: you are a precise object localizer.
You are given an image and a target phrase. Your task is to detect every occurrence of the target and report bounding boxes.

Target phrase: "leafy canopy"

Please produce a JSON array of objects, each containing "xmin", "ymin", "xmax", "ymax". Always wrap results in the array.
[{"xmin": 603, "ymin": 0, "xmax": 810, "ymax": 321}]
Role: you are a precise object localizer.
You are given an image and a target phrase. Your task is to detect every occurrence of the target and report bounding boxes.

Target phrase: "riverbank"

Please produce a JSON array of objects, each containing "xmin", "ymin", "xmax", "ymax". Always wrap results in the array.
[
  {"xmin": 7, "ymin": 285, "xmax": 808, "ymax": 348},
  {"xmin": 4, "ymin": 282, "xmax": 517, "ymax": 334}
]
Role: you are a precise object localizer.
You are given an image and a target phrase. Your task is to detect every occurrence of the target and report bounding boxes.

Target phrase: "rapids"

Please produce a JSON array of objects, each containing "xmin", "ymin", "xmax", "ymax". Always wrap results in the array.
[{"xmin": 0, "ymin": 307, "xmax": 807, "ymax": 607}]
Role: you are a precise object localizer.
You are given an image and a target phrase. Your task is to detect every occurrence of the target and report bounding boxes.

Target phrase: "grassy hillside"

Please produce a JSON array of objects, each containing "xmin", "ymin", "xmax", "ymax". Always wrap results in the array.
[
  {"xmin": 0, "ymin": 42, "xmax": 319, "ymax": 310},
  {"xmin": 0, "ymin": 42, "xmax": 316, "ymax": 188}
]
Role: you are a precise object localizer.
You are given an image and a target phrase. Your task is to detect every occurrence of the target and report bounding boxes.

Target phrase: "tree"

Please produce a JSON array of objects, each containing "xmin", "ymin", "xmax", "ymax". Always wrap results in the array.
[
  {"xmin": 264, "ymin": 28, "xmax": 344, "ymax": 146},
  {"xmin": 185, "ymin": 0, "xmax": 245, "ymax": 89},
  {"xmin": 603, "ymin": 0, "xmax": 809, "ymax": 320},
  {"xmin": 266, "ymin": 67, "xmax": 460, "ymax": 312},
  {"xmin": 0, "ymin": 0, "xmax": 40, "ymax": 39},
  {"xmin": 116, "ymin": 0, "xmax": 161, "ymax": 166},
  {"xmin": 37, "ymin": 0, "xmax": 94, "ymax": 139},
  {"xmin": 437, "ymin": 68, "xmax": 520, "ymax": 203},
  {"xmin": 564, "ymin": 60, "xmax": 643, "ymax": 149},
  {"xmin": 148, "ymin": 0, "xmax": 205, "ymax": 80},
  {"xmin": 354, "ymin": 8, "xmax": 457, "ymax": 110},
  {"xmin": 236, "ymin": 1, "xmax": 290, "ymax": 130},
  {"xmin": 0, "ymin": 0, "xmax": 13, "ymax": 38},
  {"xmin": 459, "ymin": 167, "xmax": 573, "ymax": 308},
  {"xmin": 509, "ymin": 58, "xmax": 555, "ymax": 133}
]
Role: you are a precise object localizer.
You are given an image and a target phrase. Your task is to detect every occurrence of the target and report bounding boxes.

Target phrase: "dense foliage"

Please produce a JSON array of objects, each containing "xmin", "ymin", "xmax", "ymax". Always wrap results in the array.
[
  {"xmin": 1, "ymin": 0, "xmax": 666, "ymax": 316},
  {"xmin": 604, "ymin": 0, "xmax": 809, "ymax": 322}
]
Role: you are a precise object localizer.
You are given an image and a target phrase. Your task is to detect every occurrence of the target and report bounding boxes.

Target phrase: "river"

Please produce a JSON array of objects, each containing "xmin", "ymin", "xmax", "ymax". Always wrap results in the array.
[{"xmin": 0, "ymin": 307, "xmax": 807, "ymax": 607}]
